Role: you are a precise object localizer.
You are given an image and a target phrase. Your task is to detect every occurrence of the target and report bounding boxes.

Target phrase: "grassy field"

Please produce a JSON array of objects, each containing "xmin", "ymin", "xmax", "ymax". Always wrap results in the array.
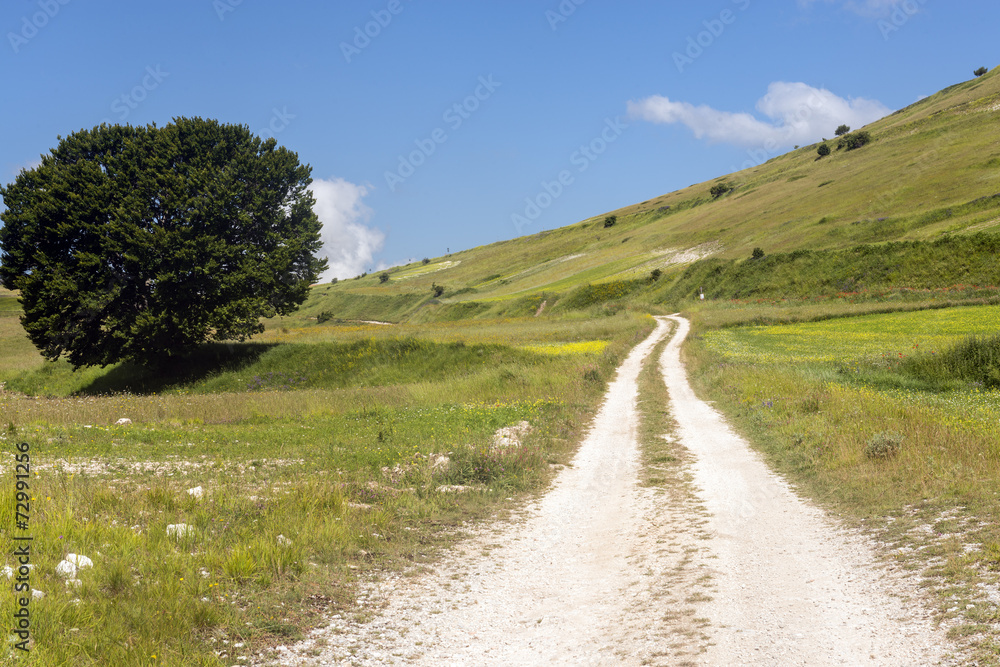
[
  {"xmin": 3, "ymin": 68, "xmax": 1000, "ymax": 664},
  {"xmin": 701, "ymin": 303, "xmax": 1000, "ymax": 363},
  {"xmin": 0, "ymin": 306, "xmax": 654, "ymax": 665},
  {"xmin": 686, "ymin": 303, "xmax": 1000, "ymax": 662}
]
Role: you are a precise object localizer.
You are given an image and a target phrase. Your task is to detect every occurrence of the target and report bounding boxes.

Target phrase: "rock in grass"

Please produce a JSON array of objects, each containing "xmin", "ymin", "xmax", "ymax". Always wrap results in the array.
[
  {"xmin": 56, "ymin": 554, "xmax": 93, "ymax": 580},
  {"xmin": 55, "ymin": 560, "xmax": 77, "ymax": 579},
  {"xmin": 277, "ymin": 534, "xmax": 292, "ymax": 546},
  {"xmin": 187, "ymin": 486, "xmax": 204, "ymax": 499},
  {"xmin": 66, "ymin": 554, "xmax": 93, "ymax": 569},
  {"xmin": 493, "ymin": 421, "xmax": 532, "ymax": 448},
  {"xmin": 115, "ymin": 418, "xmax": 132, "ymax": 426},
  {"xmin": 429, "ymin": 454, "xmax": 451, "ymax": 472},
  {"xmin": 166, "ymin": 523, "xmax": 192, "ymax": 538},
  {"xmin": 4, "ymin": 564, "xmax": 34, "ymax": 579}
]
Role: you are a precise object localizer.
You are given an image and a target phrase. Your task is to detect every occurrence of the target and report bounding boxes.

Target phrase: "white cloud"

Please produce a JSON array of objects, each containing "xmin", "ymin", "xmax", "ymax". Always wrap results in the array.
[
  {"xmin": 628, "ymin": 82, "xmax": 891, "ymax": 150},
  {"xmin": 309, "ymin": 177, "xmax": 385, "ymax": 282}
]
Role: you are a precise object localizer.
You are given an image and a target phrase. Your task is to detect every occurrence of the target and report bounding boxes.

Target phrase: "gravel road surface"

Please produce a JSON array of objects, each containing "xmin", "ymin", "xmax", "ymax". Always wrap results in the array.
[{"xmin": 265, "ymin": 316, "xmax": 955, "ymax": 666}]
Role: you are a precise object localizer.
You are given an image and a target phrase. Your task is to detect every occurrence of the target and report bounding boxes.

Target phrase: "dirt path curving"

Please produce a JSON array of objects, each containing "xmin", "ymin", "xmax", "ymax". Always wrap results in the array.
[{"xmin": 266, "ymin": 315, "xmax": 956, "ymax": 666}]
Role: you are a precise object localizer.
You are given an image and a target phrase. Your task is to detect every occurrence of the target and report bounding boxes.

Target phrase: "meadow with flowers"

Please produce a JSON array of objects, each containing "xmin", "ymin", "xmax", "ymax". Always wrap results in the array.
[
  {"xmin": 0, "ymin": 297, "xmax": 653, "ymax": 665},
  {"xmin": 687, "ymin": 303, "xmax": 1000, "ymax": 657}
]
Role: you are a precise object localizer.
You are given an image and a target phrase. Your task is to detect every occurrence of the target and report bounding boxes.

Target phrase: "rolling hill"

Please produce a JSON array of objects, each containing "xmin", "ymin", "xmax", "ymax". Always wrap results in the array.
[{"xmin": 299, "ymin": 65, "xmax": 1000, "ymax": 323}]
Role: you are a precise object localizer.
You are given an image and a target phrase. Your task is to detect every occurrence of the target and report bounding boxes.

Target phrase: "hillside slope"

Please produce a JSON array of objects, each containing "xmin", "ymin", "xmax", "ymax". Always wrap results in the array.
[{"xmin": 303, "ymin": 67, "xmax": 1000, "ymax": 323}]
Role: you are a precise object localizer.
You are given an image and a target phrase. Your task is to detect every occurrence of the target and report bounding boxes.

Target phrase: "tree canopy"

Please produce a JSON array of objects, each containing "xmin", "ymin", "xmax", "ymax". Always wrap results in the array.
[{"xmin": 0, "ymin": 117, "xmax": 327, "ymax": 368}]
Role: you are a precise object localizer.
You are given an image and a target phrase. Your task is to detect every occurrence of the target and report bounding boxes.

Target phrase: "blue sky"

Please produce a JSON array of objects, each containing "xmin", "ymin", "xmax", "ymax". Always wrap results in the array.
[{"xmin": 1, "ymin": 1, "xmax": 996, "ymax": 280}]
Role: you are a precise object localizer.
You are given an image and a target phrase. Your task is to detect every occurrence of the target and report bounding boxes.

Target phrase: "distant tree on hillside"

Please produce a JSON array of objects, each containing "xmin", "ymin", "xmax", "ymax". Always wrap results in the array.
[
  {"xmin": 839, "ymin": 130, "xmax": 872, "ymax": 151},
  {"xmin": 0, "ymin": 118, "xmax": 327, "ymax": 369},
  {"xmin": 835, "ymin": 124, "xmax": 851, "ymax": 137},
  {"xmin": 603, "ymin": 215, "xmax": 617, "ymax": 228},
  {"xmin": 710, "ymin": 182, "xmax": 734, "ymax": 199},
  {"xmin": 817, "ymin": 143, "xmax": 831, "ymax": 158},
  {"xmin": 751, "ymin": 247, "xmax": 765, "ymax": 260},
  {"xmin": 431, "ymin": 283, "xmax": 445, "ymax": 298},
  {"xmin": 974, "ymin": 67, "xmax": 989, "ymax": 77},
  {"xmin": 379, "ymin": 272, "xmax": 390, "ymax": 283}
]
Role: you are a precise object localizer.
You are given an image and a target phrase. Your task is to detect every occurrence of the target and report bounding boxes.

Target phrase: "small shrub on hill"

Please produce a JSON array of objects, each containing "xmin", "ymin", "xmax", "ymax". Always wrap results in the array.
[
  {"xmin": 865, "ymin": 431, "xmax": 902, "ymax": 460},
  {"xmin": 710, "ymin": 182, "xmax": 734, "ymax": 198},
  {"xmin": 379, "ymin": 272, "xmax": 390, "ymax": 283},
  {"xmin": 431, "ymin": 283, "xmax": 445, "ymax": 298},
  {"xmin": 974, "ymin": 67, "xmax": 988, "ymax": 77},
  {"xmin": 835, "ymin": 124, "xmax": 851, "ymax": 136},
  {"xmin": 838, "ymin": 131, "xmax": 872, "ymax": 151},
  {"xmin": 603, "ymin": 215, "xmax": 617, "ymax": 228},
  {"xmin": 817, "ymin": 143, "xmax": 831, "ymax": 158},
  {"xmin": 316, "ymin": 311, "xmax": 334, "ymax": 324},
  {"xmin": 422, "ymin": 258, "xmax": 431, "ymax": 265}
]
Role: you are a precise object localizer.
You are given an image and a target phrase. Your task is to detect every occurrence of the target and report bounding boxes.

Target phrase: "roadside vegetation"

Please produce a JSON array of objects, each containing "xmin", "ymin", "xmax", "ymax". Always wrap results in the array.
[
  {"xmin": 0, "ymin": 307, "xmax": 654, "ymax": 665},
  {"xmin": 685, "ymin": 303, "xmax": 1000, "ymax": 662}
]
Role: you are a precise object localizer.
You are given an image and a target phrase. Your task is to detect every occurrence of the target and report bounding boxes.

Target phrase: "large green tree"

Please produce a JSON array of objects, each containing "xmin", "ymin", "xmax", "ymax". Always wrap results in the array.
[{"xmin": 0, "ymin": 117, "xmax": 327, "ymax": 368}]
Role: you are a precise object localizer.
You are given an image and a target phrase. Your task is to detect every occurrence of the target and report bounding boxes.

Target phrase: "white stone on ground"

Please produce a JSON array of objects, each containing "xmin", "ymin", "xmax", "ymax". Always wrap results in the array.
[
  {"xmin": 166, "ymin": 523, "xmax": 192, "ymax": 538},
  {"xmin": 55, "ymin": 560, "xmax": 77, "ymax": 579},
  {"xmin": 66, "ymin": 554, "xmax": 93, "ymax": 569}
]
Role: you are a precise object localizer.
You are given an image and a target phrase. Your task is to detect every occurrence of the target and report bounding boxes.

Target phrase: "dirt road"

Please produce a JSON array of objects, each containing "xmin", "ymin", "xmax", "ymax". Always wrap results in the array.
[
  {"xmin": 661, "ymin": 315, "xmax": 951, "ymax": 665},
  {"xmin": 269, "ymin": 316, "xmax": 954, "ymax": 665}
]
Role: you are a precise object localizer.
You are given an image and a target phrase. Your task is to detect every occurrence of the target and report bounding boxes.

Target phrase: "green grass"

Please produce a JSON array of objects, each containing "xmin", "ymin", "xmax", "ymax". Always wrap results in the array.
[
  {"xmin": 0, "ymin": 311, "xmax": 654, "ymax": 665},
  {"xmin": 0, "ymin": 399, "xmax": 554, "ymax": 664},
  {"xmin": 658, "ymin": 232, "xmax": 1000, "ymax": 304},
  {"xmin": 685, "ymin": 302, "xmax": 1000, "ymax": 662},
  {"xmin": 3, "ymin": 339, "xmax": 548, "ymax": 397},
  {"xmin": 701, "ymin": 303, "xmax": 1000, "ymax": 364},
  {"xmin": 901, "ymin": 334, "xmax": 1000, "ymax": 390}
]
